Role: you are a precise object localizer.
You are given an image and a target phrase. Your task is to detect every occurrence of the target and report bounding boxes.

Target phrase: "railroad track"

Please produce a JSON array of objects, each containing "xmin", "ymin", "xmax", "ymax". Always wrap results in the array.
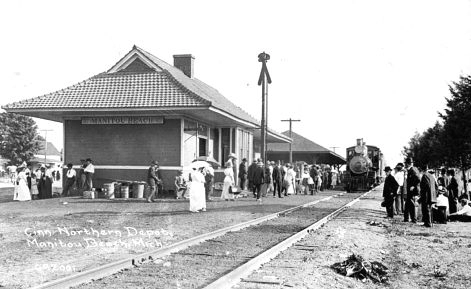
[{"xmin": 32, "ymin": 190, "xmax": 372, "ymax": 289}]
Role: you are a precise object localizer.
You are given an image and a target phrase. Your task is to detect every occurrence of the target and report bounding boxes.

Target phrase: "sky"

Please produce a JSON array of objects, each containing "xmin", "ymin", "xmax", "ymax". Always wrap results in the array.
[{"xmin": 1, "ymin": 0, "xmax": 471, "ymax": 166}]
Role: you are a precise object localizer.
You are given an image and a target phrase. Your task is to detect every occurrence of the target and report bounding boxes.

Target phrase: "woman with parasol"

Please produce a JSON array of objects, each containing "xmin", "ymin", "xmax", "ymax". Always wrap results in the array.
[{"xmin": 188, "ymin": 161, "xmax": 208, "ymax": 212}]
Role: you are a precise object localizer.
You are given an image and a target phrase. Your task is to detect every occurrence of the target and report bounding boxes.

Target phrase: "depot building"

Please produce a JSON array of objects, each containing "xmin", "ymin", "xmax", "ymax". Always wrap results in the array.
[{"xmin": 3, "ymin": 46, "xmax": 290, "ymax": 189}]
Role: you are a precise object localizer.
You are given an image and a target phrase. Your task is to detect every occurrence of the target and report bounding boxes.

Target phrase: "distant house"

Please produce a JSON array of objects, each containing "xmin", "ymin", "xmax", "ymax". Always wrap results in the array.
[
  {"xmin": 0, "ymin": 143, "xmax": 61, "ymax": 172},
  {"xmin": 31, "ymin": 141, "xmax": 62, "ymax": 169},
  {"xmin": 267, "ymin": 131, "xmax": 346, "ymax": 166}
]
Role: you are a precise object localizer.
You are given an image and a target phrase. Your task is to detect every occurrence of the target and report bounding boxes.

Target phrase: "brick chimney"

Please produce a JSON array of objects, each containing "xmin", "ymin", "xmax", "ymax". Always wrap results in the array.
[{"xmin": 173, "ymin": 54, "xmax": 194, "ymax": 78}]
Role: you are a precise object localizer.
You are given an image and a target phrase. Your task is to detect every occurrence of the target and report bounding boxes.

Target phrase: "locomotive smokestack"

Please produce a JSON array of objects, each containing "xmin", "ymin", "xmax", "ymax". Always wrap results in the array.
[{"xmin": 356, "ymin": 138, "xmax": 363, "ymax": 146}]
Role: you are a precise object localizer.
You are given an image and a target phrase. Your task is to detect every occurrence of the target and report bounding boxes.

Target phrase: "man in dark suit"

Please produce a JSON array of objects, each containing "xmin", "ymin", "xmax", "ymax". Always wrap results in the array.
[
  {"xmin": 238, "ymin": 158, "xmax": 248, "ymax": 191},
  {"xmin": 247, "ymin": 160, "xmax": 257, "ymax": 197},
  {"xmin": 252, "ymin": 161, "xmax": 265, "ymax": 203},
  {"xmin": 404, "ymin": 157, "xmax": 420, "ymax": 223},
  {"xmin": 383, "ymin": 166, "xmax": 399, "ymax": 218},
  {"xmin": 309, "ymin": 165, "xmax": 319, "ymax": 194},
  {"xmin": 272, "ymin": 161, "xmax": 283, "ymax": 198},
  {"xmin": 419, "ymin": 166, "xmax": 438, "ymax": 227},
  {"xmin": 447, "ymin": 169, "xmax": 459, "ymax": 214}
]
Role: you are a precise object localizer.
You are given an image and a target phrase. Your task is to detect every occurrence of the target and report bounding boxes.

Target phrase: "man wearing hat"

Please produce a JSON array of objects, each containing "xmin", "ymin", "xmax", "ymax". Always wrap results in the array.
[
  {"xmin": 62, "ymin": 163, "xmax": 76, "ymax": 197},
  {"xmin": 393, "ymin": 163, "xmax": 405, "ymax": 215},
  {"xmin": 446, "ymin": 169, "xmax": 459, "ymax": 214},
  {"xmin": 252, "ymin": 161, "xmax": 265, "ymax": 203},
  {"xmin": 309, "ymin": 164, "xmax": 319, "ymax": 194},
  {"xmin": 272, "ymin": 160, "xmax": 283, "ymax": 198},
  {"xmin": 404, "ymin": 157, "xmax": 421, "ymax": 223},
  {"xmin": 419, "ymin": 164, "xmax": 437, "ymax": 227},
  {"xmin": 247, "ymin": 160, "xmax": 258, "ymax": 197},
  {"xmin": 238, "ymin": 158, "xmax": 248, "ymax": 191},
  {"xmin": 383, "ymin": 166, "xmax": 399, "ymax": 218},
  {"xmin": 147, "ymin": 160, "xmax": 161, "ymax": 202}
]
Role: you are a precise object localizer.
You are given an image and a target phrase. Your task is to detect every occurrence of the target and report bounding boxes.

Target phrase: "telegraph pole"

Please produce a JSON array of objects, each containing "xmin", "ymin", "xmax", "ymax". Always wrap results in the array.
[
  {"xmin": 281, "ymin": 118, "xmax": 300, "ymax": 164},
  {"xmin": 330, "ymin": 147, "xmax": 339, "ymax": 154},
  {"xmin": 40, "ymin": 129, "xmax": 53, "ymax": 165},
  {"xmin": 258, "ymin": 52, "xmax": 272, "ymax": 163}
]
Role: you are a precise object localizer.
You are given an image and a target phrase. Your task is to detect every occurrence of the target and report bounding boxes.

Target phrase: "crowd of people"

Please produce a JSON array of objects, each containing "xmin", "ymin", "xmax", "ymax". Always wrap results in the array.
[
  {"xmin": 145, "ymin": 154, "xmax": 341, "ymax": 213},
  {"xmin": 12, "ymin": 162, "xmax": 61, "ymax": 201},
  {"xmin": 147, "ymin": 159, "xmax": 215, "ymax": 213},
  {"xmin": 382, "ymin": 157, "xmax": 471, "ymax": 226},
  {"xmin": 11, "ymin": 158, "xmax": 95, "ymax": 202},
  {"xmin": 10, "ymin": 154, "xmax": 341, "ymax": 213},
  {"xmin": 237, "ymin": 158, "xmax": 340, "ymax": 202}
]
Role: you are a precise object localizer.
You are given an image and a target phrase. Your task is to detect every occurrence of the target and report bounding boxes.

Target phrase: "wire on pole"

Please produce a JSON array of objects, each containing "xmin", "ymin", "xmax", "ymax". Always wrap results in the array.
[
  {"xmin": 281, "ymin": 118, "xmax": 300, "ymax": 164},
  {"xmin": 39, "ymin": 129, "xmax": 53, "ymax": 165}
]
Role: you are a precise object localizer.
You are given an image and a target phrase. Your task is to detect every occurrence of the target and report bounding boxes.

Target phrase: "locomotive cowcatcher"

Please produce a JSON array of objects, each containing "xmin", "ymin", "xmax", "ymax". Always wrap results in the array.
[{"xmin": 344, "ymin": 138, "xmax": 384, "ymax": 192}]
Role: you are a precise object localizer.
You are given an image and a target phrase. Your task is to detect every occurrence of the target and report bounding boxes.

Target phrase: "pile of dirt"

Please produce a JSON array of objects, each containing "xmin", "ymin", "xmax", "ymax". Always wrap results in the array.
[{"xmin": 331, "ymin": 253, "xmax": 389, "ymax": 283}]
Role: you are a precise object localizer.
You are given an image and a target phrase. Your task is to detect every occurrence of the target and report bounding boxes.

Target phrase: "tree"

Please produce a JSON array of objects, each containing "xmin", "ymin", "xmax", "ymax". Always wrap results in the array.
[
  {"xmin": 403, "ymin": 131, "xmax": 421, "ymax": 163},
  {"xmin": 403, "ymin": 123, "xmax": 445, "ymax": 169},
  {"xmin": 403, "ymin": 74, "xmax": 471, "ymax": 193},
  {"xmin": 0, "ymin": 112, "xmax": 42, "ymax": 165},
  {"xmin": 439, "ymin": 75, "xmax": 471, "ymax": 189}
]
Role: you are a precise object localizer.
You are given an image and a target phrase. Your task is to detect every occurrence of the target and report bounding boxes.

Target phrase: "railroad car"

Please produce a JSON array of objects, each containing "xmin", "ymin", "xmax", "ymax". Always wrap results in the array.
[{"xmin": 344, "ymin": 138, "xmax": 384, "ymax": 192}]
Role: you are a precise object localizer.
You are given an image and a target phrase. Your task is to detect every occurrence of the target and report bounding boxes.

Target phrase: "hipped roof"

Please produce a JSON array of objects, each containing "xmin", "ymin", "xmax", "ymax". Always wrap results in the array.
[
  {"xmin": 3, "ymin": 45, "xmax": 290, "ymax": 143},
  {"xmin": 36, "ymin": 142, "xmax": 61, "ymax": 156},
  {"xmin": 267, "ymin": 131, "xmax": 346, "ymax": 163}
]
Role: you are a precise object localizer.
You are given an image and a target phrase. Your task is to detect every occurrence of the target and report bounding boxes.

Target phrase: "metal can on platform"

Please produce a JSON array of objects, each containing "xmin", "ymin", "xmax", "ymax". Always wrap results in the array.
[
  {"xmin": 121, "ymin": 186, "xmax": 129, "ymax": 199},
  {"xmin": 103, "ymin": 183, "xmax": 115, "ymax": 199}
]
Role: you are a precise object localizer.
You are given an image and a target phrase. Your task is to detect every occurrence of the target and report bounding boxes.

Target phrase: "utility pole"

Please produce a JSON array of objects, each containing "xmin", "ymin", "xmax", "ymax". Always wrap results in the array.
[
  {"xmin": 258, "ymin": 52, "xmax": 272, "ymax": 163},
  {"xmin": 330, "ymin": 147, "xmax": 339, "ymax": 154},
  {"xmin": 281, "ymin": 118, "xmax": 300, "ymax": 164},
  {"xmin": 40, "ymin": 129, "xmax": 53, "ymax": 165}
]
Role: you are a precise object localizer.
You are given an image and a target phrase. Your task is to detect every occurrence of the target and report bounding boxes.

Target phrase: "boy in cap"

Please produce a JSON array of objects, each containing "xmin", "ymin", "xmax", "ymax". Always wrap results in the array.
[
  {"xmin": 175, "ymin": 170, "xmax": 188, "ymax": 199},
  {"xmin": 433, "ymin": 187, "xmax": 448, "ymax": 224},
  {"xmin": 146, "ymin": 160, "xmax": 160, "ymax": 202}
]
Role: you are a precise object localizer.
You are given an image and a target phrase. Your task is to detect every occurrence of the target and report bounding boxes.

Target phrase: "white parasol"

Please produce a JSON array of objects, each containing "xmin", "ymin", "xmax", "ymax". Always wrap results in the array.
[{"xmin": 189, "ymin": 160, "xmax": 210, "ymax": 169}]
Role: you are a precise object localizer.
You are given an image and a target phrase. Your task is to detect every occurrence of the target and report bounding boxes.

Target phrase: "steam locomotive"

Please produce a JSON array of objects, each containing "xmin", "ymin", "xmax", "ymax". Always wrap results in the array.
[{"xmin": 344, "ymin": 139, "xmax": 384, "ymax": 192}]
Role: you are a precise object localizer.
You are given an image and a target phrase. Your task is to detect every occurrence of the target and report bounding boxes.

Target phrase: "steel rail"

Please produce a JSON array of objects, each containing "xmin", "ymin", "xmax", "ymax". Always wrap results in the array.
[
  {"xmin": 204, "ymin": 189, "xmax": 374, "ymax": 289},
  {"xmin": 32, "ymin": 192, "xmax": 344, "ymax": 289}
]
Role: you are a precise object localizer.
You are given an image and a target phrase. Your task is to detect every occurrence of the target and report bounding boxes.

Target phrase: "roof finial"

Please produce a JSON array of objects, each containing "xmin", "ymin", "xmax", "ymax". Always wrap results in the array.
[{"xmin": 132, "ymin": 44, "xmax": 137, "ymax": 49}]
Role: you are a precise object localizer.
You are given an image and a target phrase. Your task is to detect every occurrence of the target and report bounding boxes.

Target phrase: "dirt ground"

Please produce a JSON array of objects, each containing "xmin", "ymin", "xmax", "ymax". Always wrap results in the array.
[
  {"xmin": 2, "ymin": 184, "xmax": 470, "ymax": 289},
  {"xmin": 0, "ymin": 186, "xmax": 338, "ymax": 289},
  {"xmin": 236, "ymin": 186, "xmax": 471, "ymax": 289},
  {"xmin": 74, "ymin": 193, "xmax": 362, "ymax": 289}
]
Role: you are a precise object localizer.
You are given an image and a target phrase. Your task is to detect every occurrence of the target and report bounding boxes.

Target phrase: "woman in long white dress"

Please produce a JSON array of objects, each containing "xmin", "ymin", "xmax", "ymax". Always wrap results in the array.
[
  {"xmin": 220, "ymin": 162, "xmax": 235, "ymax": 201},
  {"xmin": 189, "ymin": 168, "xmax": 206, "ymax": 213},
  {"xmin": 14, "ymin": 167, "xmax": 31, "ymax": 201},
  {"xmin": 285, "ymin": 164, "xmax": 296, "ymax": 195}
]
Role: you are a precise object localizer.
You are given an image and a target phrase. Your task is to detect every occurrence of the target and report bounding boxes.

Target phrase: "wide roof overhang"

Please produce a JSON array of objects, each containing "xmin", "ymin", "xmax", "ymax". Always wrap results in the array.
[{"xmin": 6, "ymin": 106, "xmax": 291, "ymax": 144}]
